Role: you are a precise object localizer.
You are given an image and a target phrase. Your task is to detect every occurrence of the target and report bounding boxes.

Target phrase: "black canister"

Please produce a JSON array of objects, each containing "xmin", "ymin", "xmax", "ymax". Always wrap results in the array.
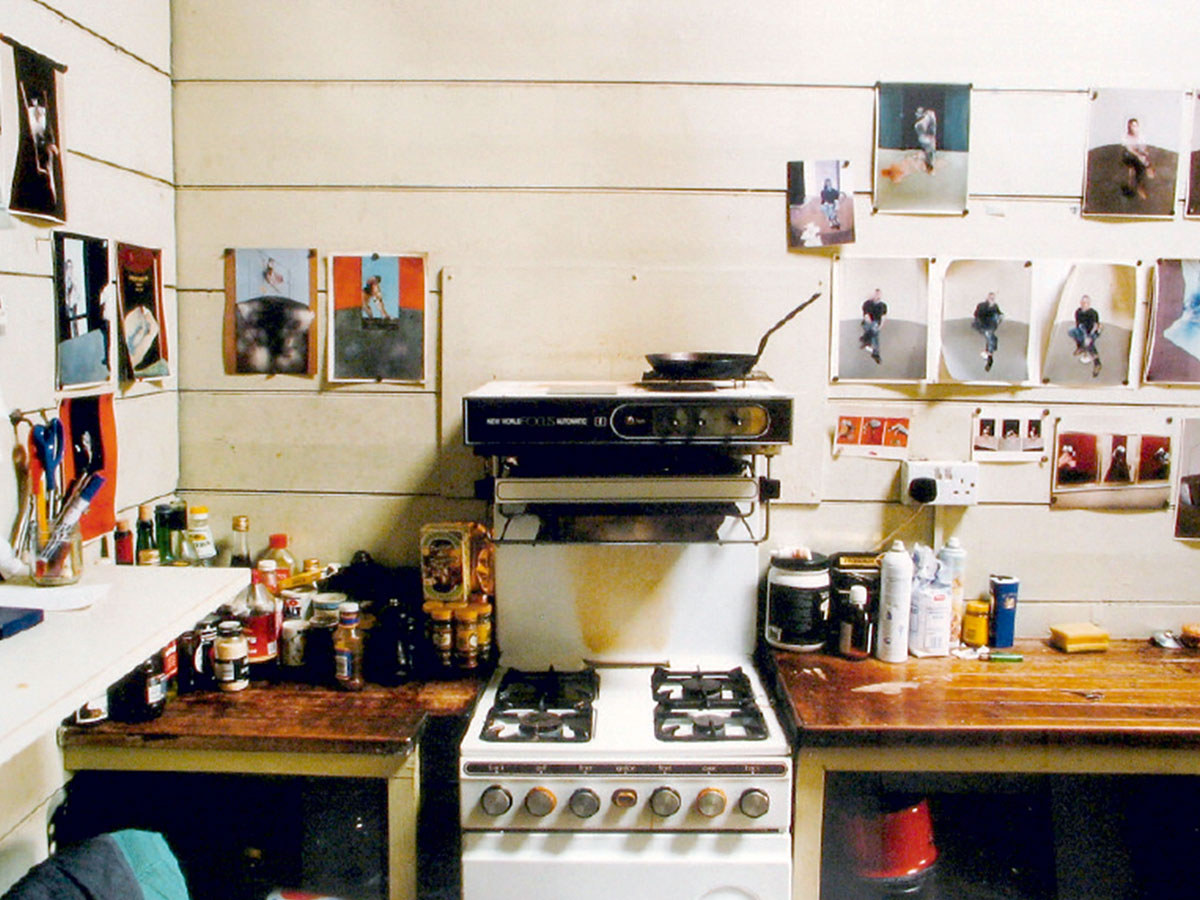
[{"xmin": 765, "ymin": 550, "xmax": 831, "ymax": 651}]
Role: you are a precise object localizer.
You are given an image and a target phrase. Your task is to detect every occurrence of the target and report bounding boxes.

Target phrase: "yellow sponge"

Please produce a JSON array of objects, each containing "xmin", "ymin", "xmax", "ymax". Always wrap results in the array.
[{"xmin": 1049, "ymin": 622, "xmax": 1109, "ymax": 653}]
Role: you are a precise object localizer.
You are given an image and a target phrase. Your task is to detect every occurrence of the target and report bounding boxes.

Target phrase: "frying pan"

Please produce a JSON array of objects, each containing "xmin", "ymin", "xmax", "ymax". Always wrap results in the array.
[{"xmin": 646, "ymin": 291, "xmax": 822, "ymax": 380}]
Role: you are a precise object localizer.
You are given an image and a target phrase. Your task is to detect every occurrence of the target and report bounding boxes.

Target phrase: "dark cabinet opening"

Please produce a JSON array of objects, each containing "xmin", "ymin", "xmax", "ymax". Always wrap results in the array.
[{"xmin": 821, "ymin": 771, "xmax": 1200, "ymax": 900}]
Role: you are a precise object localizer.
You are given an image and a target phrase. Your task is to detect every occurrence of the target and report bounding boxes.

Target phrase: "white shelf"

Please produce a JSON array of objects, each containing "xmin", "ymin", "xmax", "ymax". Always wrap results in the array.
[{"xmin": 0, "ymin": 565, "xmax": 247, "ymax": 766}]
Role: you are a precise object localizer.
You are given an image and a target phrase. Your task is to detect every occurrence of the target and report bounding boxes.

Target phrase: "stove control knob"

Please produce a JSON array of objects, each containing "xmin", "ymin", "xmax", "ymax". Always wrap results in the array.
[
  {"xmin": 649, "ymin": 787, "xmax": 682, "ymax": 818},
  {"xmin": 695, "ymin": 788, "xmax": 727, "ymax": 818},
  {"xmin": 611, "ymin": 789, "xmax": 638, "ymax": 809},
  {"xmin": 739, "ymin": 788, "xmax": 771, "ymax": 819},
  {"xmin": 569, "ymin": 788, "xmax": 601, "ymax": 819},
  {"xmin": 524, "ymin": 787, "xmax": 557, "ymax": 817},
  {"xmin": 479, "ymin": 785, "xmax": 513, "ymax": 817}
]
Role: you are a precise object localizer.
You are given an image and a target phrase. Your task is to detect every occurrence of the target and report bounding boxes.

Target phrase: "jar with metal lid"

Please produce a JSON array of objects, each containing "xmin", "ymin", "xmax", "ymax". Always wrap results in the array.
[
  {"xmin": 961, "ymin": 599, "xmax": 990, "ymax": 648},
  {"xmin": 429, "ymin": 606, "xmax": 454, "ymax": 670},
  {"xmin": 454, "ymin": 605, "xmax": 480, "ymax": 669},
  {"xmin": 305, "ymin": 593, "xmax": 345, "ymax": 686},
  {"xmin": 765, "ymin": 550, "xmax": 831, "ymax": 652},
  {"xmin": 470, "ymin": 598, "xmax": 493, "ymax": 662},
  {"xmin": 213, "ymin": 621, "xmax": 250, "ymax": 692}
]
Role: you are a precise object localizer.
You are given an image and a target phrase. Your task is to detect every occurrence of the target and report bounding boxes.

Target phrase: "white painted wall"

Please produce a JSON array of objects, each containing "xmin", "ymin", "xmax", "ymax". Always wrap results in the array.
[
  {"xmin": 171, "ymin": 0, "xmax": 1200, "ymax": 633},
  {"xmin": 0, "ymin": 1, "xmax": 175, "ymax": 888}
]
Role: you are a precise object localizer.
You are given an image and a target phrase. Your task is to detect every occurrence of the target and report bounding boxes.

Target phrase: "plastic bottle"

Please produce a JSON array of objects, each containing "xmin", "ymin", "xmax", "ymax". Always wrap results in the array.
[
  {"xmin": 334, "ymin": 602, "xmax": 365, "ymax": 691},
  {"xmin": 937, "ymin": 537, "xmax": 967, "ymax": 646},
  {"xmin": 909, "ymin": 564, "xmax": 952, "ymax": 657},
  {"xmin": 229, "ymin": 515, "xmax": 253, "ymax": 568},
  {"xmin": 260, "ymin": 533, "xmax": 297, "ymax": 582},
  {"xmin": 240, "ymin": 562, "xmax": 280, "ymax": 678},
  {"xmin": 183, "ymin": 506, "xmax": 217, "ymax": 566},
  {"xmin": 874, "ymin": 540, "xmax": 913, "ymax": 663}
]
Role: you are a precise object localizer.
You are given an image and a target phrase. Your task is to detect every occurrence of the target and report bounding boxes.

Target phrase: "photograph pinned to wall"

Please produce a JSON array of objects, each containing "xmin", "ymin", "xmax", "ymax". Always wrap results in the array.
[
  {"xmin": 1082, "ymin": 88, "xmax": 1181, "ymax": 219},
  {"xmin": 940, "ymin": 260, "xmax": 1032, "ymax": 384},
  {"xmin": 787, "ymin": 160, "xmax": 854, "ymax": 248},
  {"xmin": 833, "ymin": 406, "xmax": 912, "ymax": 460},
  {"xmin": 58, "ymin": 393, "xmax": 117, "ymax": 541},
  {"xmin": 873, "ymin": 82, "xmax": 970, "ymax": 215},
  {"xmin": 1188, "ymin": 95, "xmax": 1200, "ymax": 217},
  {"xmin": 3, "ymin": 37, "xmax": 66, "ymax": 223},
  {"xmin": 1174, "ymin": 418, "xmax": 1200, "ymax": 539},
  {"xmin": 1041, "ymin": 262, "xmax": 1137, "ymax": 387},
  {"xmin": 1144, "ymin": 259, "xmax": 1200, "ymax": 384},
  {"xmin": 115, "ymin": 244, "xmax": 169, "ymax": 381},
  {"xmin": 832, "ymin": 257, "xmax": 929, "ymax": 383},
  {"xmin": 1052, "ymin": 417, "xmax": 1171, "ymax": 510},
  {"xmin": 972, "ymin": 408, "xmax": 1046, "ymax": 462},
  {"xmin": 223, "ymin": 248, "xmax": 317, "ymax": 376},
  {"xmin": 327, "ymin": 252, "xmax": 427, "ymax": 382},
  {"xmin": 53, "ymin": 232, "xmax": 111, "ymax": 390}
]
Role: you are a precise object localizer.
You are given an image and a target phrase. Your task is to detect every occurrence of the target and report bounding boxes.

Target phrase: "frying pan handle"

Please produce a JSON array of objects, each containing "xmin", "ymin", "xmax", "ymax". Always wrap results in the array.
[{"xmin": 752, "ymin": 291, "xmax": 822, "ymax": 363}]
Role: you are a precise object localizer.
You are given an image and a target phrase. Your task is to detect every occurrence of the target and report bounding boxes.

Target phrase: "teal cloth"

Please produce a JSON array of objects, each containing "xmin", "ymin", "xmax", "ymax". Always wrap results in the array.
[{"xmin": 110, "ymin": 830, "xmax": 190, "ymax": 900}]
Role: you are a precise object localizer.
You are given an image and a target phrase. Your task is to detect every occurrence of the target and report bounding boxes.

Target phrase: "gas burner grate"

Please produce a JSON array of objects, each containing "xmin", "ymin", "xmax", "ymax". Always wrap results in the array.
[
  {"xmin": 494, "ymin": 667, "xmax": 599, "ymax": 711},
  {"xmin": 651, "ymin": 666, "xmax": 755, "ymax": 706},
  {"xmin": 481, "ymin": 704, "xmax": 594, "ymax": 743},
  {"xmin": 482, "ymin": 667, "xmax": 598, "ymax": 742},
  {"xmin": 654, "ymin": 700, "xmax": 769, "ymax": 742}
]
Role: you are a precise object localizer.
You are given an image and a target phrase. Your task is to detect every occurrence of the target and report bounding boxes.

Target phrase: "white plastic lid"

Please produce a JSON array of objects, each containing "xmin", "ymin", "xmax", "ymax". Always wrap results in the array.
[{"xmin": 849, "ymin": 584, "xmax": 868, "ymax": 606}]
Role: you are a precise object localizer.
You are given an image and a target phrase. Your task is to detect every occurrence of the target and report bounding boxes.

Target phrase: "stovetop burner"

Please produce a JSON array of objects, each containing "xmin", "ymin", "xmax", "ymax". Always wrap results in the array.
[
  {"xmin": 482, "ymin": 667, "xmax": 598, "ymax": 743},
  {"xmin": 651, "ymin": 666, "xmax": 756, "ymax": 705},
  {"xmin": 494, "ymin": 667, "xmax": 598, "ymax": 710},
  {"xmin": 652, "ymin": 666, "xmax": 768, "ymax": 742},
  {"xmin": 655, "ymin": 703, "xmax": 769, "ymax": 742}
]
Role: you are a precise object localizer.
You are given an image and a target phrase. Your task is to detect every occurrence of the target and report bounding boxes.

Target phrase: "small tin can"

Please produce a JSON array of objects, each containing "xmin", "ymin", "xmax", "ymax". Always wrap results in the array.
[
  {"xmin": 989, "ymin": 575, "xmax": 1020, "ymax": 648},
  {"xmin": 765, "ymin": 550, "xmax": 831, "ymax": 652}
]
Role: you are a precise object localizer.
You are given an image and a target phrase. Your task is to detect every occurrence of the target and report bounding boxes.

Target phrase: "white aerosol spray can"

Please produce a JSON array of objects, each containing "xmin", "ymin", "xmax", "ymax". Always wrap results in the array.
[
  {"xmin": 874, "ymin": 540, "xmax": 913, "ymax": 663},
  {"xmin": 937, "ymin": 537, "xmax": 967, "ymax": 646}
]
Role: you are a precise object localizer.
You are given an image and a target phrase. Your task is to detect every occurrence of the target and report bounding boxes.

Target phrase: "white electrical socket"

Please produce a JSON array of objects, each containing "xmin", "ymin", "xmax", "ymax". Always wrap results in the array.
[{"xmin": 900, "ymin": 460, "xmax": 979, "ymax": 506}]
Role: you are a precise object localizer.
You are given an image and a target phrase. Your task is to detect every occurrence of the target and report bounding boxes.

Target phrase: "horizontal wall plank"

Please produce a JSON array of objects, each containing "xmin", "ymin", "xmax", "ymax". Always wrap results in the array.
[
  {"xmin": 175, "ymin": 82, "xmax": 1091, "ymax": 198},
  {"xmin": 5, "ymin": 1, "xmax": 174, "ymax": 180},
  {"xmin": 174, "ymin": 82, "xmax": 871, "ymax": 192},
  {"xmin": 174, "ymin": 190, "xmax": 1200, "ymax": 297},
  {"xmin": 171, "ymin": 0, "xmax": 1200, "ymax": 90},
  {"xmin": 173, "ymin": 490, "xmax": 486, "ymax": 569},
  {"xmin": 39, "ymin": 0, "xmax": 172, "ymax": 73},
  {"xmin": 2, "ymin": 156, "xmax": 176, "ymax": 284},
  {"xmin": 178, "ymin": 392, "xmax": 441, "ymax": 494}
]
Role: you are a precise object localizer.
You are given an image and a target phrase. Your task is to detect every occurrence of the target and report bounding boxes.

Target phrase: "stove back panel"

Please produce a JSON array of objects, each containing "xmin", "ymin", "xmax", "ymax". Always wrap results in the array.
[{"xmin": 494, "ymin": 542, "xmax": 759, "ymax": 670}]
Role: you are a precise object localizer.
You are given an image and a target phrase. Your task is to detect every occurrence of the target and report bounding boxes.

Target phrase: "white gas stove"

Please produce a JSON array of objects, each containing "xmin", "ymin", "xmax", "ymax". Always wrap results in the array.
[
  {"xmin": 460, "ymin": 663, "xmax": 792, "ymax": 834},
  {"xmin": 459, "ymin": 380, "xmax": 795, "ymax": 900}
]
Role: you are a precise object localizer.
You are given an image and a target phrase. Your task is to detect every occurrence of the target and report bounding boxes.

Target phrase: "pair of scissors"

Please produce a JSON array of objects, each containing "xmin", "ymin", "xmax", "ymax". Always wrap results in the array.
[{"xmin": 32, "ymin": 418, "xmax": 64, "ymax": 497}]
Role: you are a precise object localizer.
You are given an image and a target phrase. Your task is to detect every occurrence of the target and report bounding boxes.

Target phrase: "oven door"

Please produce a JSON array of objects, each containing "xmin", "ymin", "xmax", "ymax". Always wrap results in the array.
[{"xmin": 462, "ymin": 831, "xmax": 791, "ymax": 900}]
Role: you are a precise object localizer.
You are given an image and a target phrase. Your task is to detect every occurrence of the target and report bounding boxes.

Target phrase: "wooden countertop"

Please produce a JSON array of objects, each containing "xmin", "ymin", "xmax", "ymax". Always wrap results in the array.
[
  {"xmin": 61, "ymin": 677, "xmax": 485, "ymax": 757},
  {"xmin": 769, "ymin": 639, "xmax": 1200, "ymax": 749}
]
